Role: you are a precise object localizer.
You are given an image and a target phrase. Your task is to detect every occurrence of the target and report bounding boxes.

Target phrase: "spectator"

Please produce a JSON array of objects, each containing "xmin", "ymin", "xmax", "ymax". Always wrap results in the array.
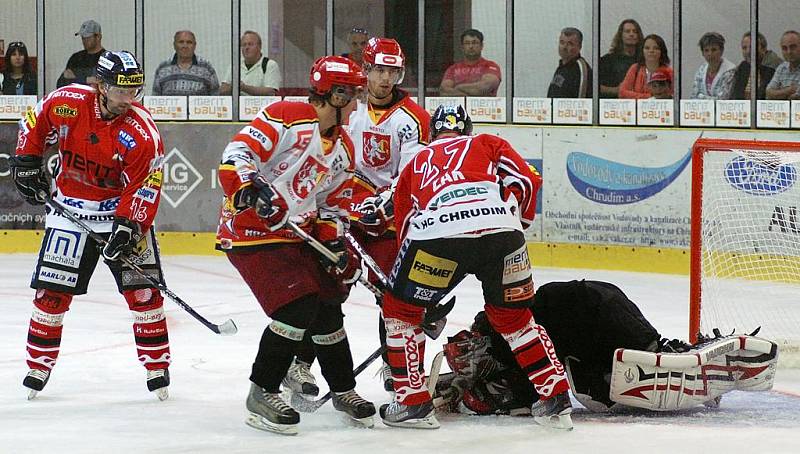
[
  {"xmin": 619, "ymin": 34, "xmax": 672, "ymax": 99},
  {"xmin": 1, "ymin": 41, "xmax": 37, "ymax": 95},
  {"xmin": 342, "ymin": 27, "xmax": 369, "ymax": 67},
  {"xmin": 220, "ymin": 31, "xmax": 281, "ymax": 96},
  {"xmin": 762, "ymin": 41, "xmax": 784, "ymax": 70},
  {"xmin": 689, "ymin": 32, "xmax": 736, "ymax": 100},
  {"xmin": 56, "ymin": 20, "xmax": 104, "ymax": 88},
  {"xmin": 646, "ymin": 69, "xmax": 672, "ymax": 99},
  {"xmin": 730, "ymin": 32, "xmax": 775, "ymax": 100},
  {"xmin": 152, "ymin": 30, "xmax": 219, "ymax": 96},
  {"xmin": 440, "ymin": 29, "xmax": 502, "ymax": 96},
  {"xmin": 766, "ymin": 31, "xmax": 800, "ymax": 100},
  {"xmin": 547, "ymin": 27, "xmax": 592, "ymax": 98},
  {"xmin": 599, "ymin": 19, "xmax": 643, "ymax": 98}
]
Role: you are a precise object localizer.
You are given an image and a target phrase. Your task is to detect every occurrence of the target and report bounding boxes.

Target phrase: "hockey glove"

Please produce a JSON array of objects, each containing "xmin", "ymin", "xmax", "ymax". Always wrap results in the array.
[
  {"xmin": 103, "ymin": 217, "xmax": 141, "ymax": 261},
  {"xmin": 357, "ymin": 187, "xmax": 394, "ymax": 237},
  {"xmin": 499, "ymin": 175, "xmax": 526, "ymax": 210},
  {"xmin": 243, "ymin": 174, "xmax": 289, "ymax": 231},
  {"xmin": 10, "ymin": 155, "xmax": 50, "ymax": 205},
  {"xmin": 320, "ymin": 238, "xmax": 363, "ymax": 285}
]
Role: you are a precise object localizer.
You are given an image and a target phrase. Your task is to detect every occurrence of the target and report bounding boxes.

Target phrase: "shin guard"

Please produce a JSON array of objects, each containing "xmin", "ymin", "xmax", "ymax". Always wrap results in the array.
[
  {"xmin": 487, "ymin": 307, "xmax": 569, "ymax": 400},
  {"xmin": 313, "ymin": 326, "xmax": 356, "ymax": 393},
  {"xmin": 123, "ymin": 288, "xmax": 171, "ymax": 370},
  {"xmin": 385, "ymin": 318, "xmax": 429, "ymax": 405},
  {"xmin": 27, "ymin": 290, "xmax": 73, "ymax": 371}
]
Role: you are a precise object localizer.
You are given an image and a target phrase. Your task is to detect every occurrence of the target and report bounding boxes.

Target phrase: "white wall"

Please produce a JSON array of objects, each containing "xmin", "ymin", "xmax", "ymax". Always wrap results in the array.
[
  {"xmin": 1, "ymin": 0, "xmax": 37, "ymax": 57},
  {"xmin": 472, "ymin": 0, "xmax": 509, "ymax": 96}
]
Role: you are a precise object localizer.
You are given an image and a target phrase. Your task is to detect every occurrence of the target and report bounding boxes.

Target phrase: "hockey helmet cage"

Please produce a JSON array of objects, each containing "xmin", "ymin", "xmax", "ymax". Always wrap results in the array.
[
  {"xmin": 363, "ymin": 37, "xmax": 405, "ymax": 68},
  {"xmin": 309, "ymin": 55, "xmax": 367, "ymax": 97},
  {"xmin": 431, "ymin": 104, "xmax": 473, "ymax": 138},
  {"xmin": 96, "ymin": 50, "xmax": 144, "ymax": 88}
]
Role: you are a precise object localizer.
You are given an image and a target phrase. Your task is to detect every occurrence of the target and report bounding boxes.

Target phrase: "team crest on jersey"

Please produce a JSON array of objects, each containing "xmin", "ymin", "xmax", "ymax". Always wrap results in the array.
[
  {"xmin": 53, "ymin": 104, "xmax": 78, "ymax": 118},
  {"xmin": 291, "ymin": 156, "xmax": 327, "ymax": 199},
  {"xmin": 362, "ymin": 132, "xmax": 391, "ymax": 167}
]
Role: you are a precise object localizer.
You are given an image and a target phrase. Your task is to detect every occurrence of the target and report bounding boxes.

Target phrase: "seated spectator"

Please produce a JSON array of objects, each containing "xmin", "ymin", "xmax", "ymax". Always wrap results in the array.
[
  {"xmin": 730, "ymin": 32, "xmax": 775, "ymax": 100},
  {"xmin": 619, "ymin": 34, "xmax": 672, "ymax": 99},
  {"xmin": 342, "ymin": 27, "xmax": 369, "ymax": 67},
  {"xmin": 690, "ymin": 32, "xmax": 736, "ymax": 100},
  {"xmin": 646, "ymin": 69, "xmax": 672, "ymax": 99},
  {"xmin": 152, "ymin": 30, "xmax": 220, "ymax": 96},
  {"xmin": 599, "ymin": 19, "xmax": 643, "ymax": 98},
  {"xmin": 766, "ymin": 30, "xmax": 800, "ymax": 100},
  {"xmin": 220, "ymin": 31, "xmax": 281, "ymax": 96},
  {"xmin": 56, "ymin": 20, "xmax": 105, "ymax": 87},
  {"xmin": 547, "ymin": 27, "xmax": 592, "ymax": 98},
  {"xmin": 440, "ymin": 29, "xmax": 502, "ymax": 96},
  {"xmin": 762, "ymin": 41, "xmax": 784, "ymax": 70},
  {"xmin": 1, "ymin": 41, "xmax": 37, "ymax": 95}
]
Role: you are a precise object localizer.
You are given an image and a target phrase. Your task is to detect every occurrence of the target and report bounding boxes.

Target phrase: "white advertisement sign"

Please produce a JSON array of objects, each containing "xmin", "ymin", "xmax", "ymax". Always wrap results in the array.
[
  {"xmin": 757, "ymin": 100, "xmax": 790, "ymax": 128},
  {"xmin": 792, "ymin": 100, "xmax": 800, "ymax": 128},
  {"xmin": 715, "ymin": 100, "xmax": 750, "ymax": 127},
  {"xmin": 512, "ymin": 97, "xmax": 551, "ymax": 124},
  {"xmin": 466, "ymin": 97, "xmax": 506, "ymax": 122},
  {"xmin": 0, "ymin": 95, "xmax": 37, "ymax": 120},
  {"xmin": 637, "ymin": 99, "xmax": 674, "ymax": 126},
  {"xmin": 143, "ymin": 96, "xmax": 187, "ymax": 120},
  {"xmin": 541, "ymin": 128, "xmax": 701, "ymax": 248},
  {"xmin": 239, "ymin": 96, "xmax": 281, "ymax": 121},
  {"xmin": 552, "ymin": 98, "xmax": 592, "ymax": 125},
  {"xmin": 599, "ymin": 99, "xmax": 636, "ymax": 125},
  {"xmin": 680, "ymin": 99, "xmax": 714, "ymax": 126},
  {"xmin": 424, "ymin": 96, "xmax": 464, "ymax": 116},
  {"xmin": 188, "ymin": 96, "xmax": 232, "ymax": 120}
]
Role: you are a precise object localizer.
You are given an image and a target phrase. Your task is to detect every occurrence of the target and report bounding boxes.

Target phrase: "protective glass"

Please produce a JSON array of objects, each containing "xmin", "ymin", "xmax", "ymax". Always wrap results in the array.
[
  {"xmin": 368, "ymin": 64, "xmax": 405, "ymax": 85},
  {"xmin": 105, "ymin": 83, "xmax": 144, "ymax": 102},
  {"xmin": 329, "ymin": 84, "xmax": 363, "ymax": 105}
]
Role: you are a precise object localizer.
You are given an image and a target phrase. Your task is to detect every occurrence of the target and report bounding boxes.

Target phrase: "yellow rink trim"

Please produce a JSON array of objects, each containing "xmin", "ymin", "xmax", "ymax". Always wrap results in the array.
[{"xmin": 1, "ymin": 230, "xmax": 690, "ymax": 274}]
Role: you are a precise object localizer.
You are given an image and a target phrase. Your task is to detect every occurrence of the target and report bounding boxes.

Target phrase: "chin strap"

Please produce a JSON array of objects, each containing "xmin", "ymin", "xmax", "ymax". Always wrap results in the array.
[{"xmin": 98, "ymin": 93, "xmax": 118, "ymax": 121}]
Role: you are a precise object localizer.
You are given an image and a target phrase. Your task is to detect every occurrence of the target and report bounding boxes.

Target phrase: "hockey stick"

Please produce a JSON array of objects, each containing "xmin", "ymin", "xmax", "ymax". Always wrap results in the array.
[
  {"xmin": 343, "ymin": 230, "xmax": 390, "ymax": 288},
  {"xmin": 290, "ymin": 346, "xmax": 385, "ymax": 413},
  {"xmin": 45, "ymin": 198, "xmax": 238, "ymax": 336}
]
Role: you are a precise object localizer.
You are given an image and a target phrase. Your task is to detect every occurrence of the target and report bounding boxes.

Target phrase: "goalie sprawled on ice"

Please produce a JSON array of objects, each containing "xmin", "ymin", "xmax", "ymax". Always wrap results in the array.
[{"xmin": 432, "ymin": 279, "xmax": 778, "ymax": 415}]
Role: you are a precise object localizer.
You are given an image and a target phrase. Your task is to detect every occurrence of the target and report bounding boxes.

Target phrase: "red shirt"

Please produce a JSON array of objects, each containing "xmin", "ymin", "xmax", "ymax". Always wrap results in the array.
[
  {"xmin": 442, "ymin": 58, "xmax": 503, "ymax": 96},
  {"xmin": 16, "ymin": 84, "xmax": 164, "ymax": 232}
]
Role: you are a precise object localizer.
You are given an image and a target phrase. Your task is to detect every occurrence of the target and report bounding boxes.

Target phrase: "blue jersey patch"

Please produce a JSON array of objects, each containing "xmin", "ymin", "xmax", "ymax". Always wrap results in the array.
[{"xmin": 118, "ymin": 130, "xmax": 137, "ymax": 150}]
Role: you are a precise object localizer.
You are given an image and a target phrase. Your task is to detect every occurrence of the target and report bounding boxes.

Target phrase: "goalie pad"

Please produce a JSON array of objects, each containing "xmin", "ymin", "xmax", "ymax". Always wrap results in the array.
[{"xmin": 609, "ymin": 335, "xmax": 778, "ymax": 411}]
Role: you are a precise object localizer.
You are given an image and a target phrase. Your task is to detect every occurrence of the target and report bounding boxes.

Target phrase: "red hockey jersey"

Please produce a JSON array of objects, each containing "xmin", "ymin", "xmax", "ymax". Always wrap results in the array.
[
  {"xmin": 16, "ymin": 84, "xmax": 164, "ymax": 233},
  {"xmin": 216, "ymin": 101, "xmax": 356, "ymax": 249},
  {"xmin": 395, "ymin": 133, "xmax": 541, "ymax": 241}
]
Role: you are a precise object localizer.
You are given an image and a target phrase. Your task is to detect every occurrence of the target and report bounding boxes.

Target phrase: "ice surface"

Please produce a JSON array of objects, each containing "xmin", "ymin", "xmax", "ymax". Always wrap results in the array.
[{"xmin": 1, "ymin": 254, "xmax": 798, "ymax": 453}]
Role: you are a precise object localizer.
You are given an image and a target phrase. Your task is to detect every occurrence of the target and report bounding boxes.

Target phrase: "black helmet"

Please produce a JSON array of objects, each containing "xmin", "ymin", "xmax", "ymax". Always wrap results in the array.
[
  {"xmin": 430, "ymin": 104, "xmax": 473, "ymax": 139},
  {"xmin": 95, "ymin": 50, "xmax": 144, "ymax": 88}
]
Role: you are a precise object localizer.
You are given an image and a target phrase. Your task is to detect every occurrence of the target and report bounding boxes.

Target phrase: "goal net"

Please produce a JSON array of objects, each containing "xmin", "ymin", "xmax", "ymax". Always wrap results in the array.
[{"xmin": 690, "ymin": 138, "xmax": 800, "ymax": 366}]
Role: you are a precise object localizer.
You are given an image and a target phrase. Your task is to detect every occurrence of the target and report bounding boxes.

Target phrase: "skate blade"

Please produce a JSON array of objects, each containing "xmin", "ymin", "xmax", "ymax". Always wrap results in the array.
[
  {"xmin": 340, "ymin": 413, "xmax": 375, "ymax": 428},
  {"xmin": 246, "ymin": 413, "xmax": 298, "ymax": 436},
  {"xmin": 534, "ymin": 413, "xmax": 574, "ymax": 431},
  {"xmin": 27, "ymin": 389, "xmax": 39, "ymax": 401},
  {"xmin": 382, "ymin": 414, "xmax": 440, "ymax": 430},
  {"xmin": 289, "ymin": 391, "xmax": 321, "ymax": 413},
  {"xmin": 154, "ymin": 387, "xmax": 169, "ymax": 401}
]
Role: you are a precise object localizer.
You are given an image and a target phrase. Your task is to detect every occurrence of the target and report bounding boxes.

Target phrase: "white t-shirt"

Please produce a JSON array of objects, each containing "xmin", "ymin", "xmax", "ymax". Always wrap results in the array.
[{"xmin": 222, "ymin": 55, "xmax": 281, "ymax": 94}]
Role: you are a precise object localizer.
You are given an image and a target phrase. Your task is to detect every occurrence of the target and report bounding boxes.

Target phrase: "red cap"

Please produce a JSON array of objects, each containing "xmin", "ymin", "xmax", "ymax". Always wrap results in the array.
[{"xmin": 648, "ymin": 70, "xmax": 672, "ymax": 84}]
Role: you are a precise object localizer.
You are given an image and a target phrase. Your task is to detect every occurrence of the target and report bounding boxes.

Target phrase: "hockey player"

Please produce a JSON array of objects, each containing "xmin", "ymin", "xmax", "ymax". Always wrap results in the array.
[
  {"xmin": 434, "ymin": 280, "xmax": 778, "ymax": 415},
  {"xmin": 216, "ymin": 55, "xmax": 376, "ymax": 435},
  {"xmin": 379, "ymin": 105, "xmax": 574, "ymax": 430},
  {"xmin": 11, "ymin": 51, "xmax": 171, "ymax": 400},
  {"xmin": 283, "ymin": 38, "xmax": 432, "ymax": 397}
]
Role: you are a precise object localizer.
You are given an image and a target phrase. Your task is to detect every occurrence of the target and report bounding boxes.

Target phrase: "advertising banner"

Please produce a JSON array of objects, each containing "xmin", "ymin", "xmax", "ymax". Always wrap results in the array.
[
  {"xmin": 541, "ymin": 128, "xmax": 702, "ymax": 248},
  {"xmin": 513, "ymin": 97, "xmax": 551, "ymax": 124}
]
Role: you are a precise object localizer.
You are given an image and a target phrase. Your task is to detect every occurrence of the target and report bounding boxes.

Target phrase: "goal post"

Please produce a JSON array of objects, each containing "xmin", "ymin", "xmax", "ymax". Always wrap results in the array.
[{"xmin": 690, "ymin": 138, "xmax": 800, "ymax": 365}]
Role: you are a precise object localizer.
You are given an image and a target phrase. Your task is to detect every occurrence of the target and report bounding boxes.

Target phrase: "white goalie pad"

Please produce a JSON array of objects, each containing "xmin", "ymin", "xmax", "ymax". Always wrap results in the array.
[{"xmin": 609, "ymin": 335, "xmax": 779, "ymax": 411}]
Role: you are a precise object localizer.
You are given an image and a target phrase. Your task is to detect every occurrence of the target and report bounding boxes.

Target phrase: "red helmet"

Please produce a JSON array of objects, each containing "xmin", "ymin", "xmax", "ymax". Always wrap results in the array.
[
  {"xmin": 309, "ymin": 55, "xmax": 367, "ymax": 96},
  {"xmin": 362, "ymin": 37, "xmax": 405, "ymax": 68}
]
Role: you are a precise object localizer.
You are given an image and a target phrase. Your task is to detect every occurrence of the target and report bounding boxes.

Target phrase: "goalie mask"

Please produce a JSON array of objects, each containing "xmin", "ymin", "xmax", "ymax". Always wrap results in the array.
[
  {"xmin": 362, "ymin": 37, "xmax": 405, "ymax": 85},
  {"xmin": 443, "ymin": 330, "xmax": 497, "ymax": 380},
  {"xmin": 430, "ymin": 104, "xmax": 473, "ymax": 139}
]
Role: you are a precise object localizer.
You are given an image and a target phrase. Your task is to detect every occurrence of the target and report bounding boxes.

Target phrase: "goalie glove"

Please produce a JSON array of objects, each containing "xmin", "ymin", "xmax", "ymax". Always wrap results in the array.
[
  {"xmin": 357, "ymin": 186, "xmax": 394, "ymax": 237},
  {"xmin": 319, "ymin": 238, "xmax": 363, "ymax": 285},
  {"xmin": 10, "ymin": 155, "xmax": 50, "ymax": 205}
]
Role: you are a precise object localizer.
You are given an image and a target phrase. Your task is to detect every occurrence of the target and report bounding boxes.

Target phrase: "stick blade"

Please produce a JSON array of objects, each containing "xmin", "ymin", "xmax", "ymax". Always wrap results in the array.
[{"xmin": 216, "ymin": 319, "xmax": 238, "ymax": 336}]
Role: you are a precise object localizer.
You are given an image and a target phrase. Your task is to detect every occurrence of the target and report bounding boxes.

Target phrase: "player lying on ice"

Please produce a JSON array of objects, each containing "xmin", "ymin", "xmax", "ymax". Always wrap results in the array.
[{"xmin": 429, "ymin": 279, "xmax": 779, "ymax": 416}]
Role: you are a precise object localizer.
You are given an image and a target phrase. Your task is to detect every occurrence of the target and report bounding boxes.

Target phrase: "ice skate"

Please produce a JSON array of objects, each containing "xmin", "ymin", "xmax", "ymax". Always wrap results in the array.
[
  {"xmin": 379, "ymin": 361, "xmax": 394, "ymax": 392},
  {"xmin": 245, "ymin": 383, "xmax": 300, "ymax": 436},
  {"xmin": 23, "ymin": 369, "xmax": 51, "ymax": 400},
  {"xmin": 332, "ymin": 389, "xmax": 376, "ymax": 428},
  {"xmin": 282, "ymin": 359, "xmax": 319, "ymax": 397},
  {"xmin": 146, "ymin": 369, "xmax": 170, "ymax": 401},
  {"xmin": 380, "ymin": 400, "xmax": 440, "ymax": 429},
  {"xmin": 531, "ymin": 392, "xmax": 573, "ymax": 430}
]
